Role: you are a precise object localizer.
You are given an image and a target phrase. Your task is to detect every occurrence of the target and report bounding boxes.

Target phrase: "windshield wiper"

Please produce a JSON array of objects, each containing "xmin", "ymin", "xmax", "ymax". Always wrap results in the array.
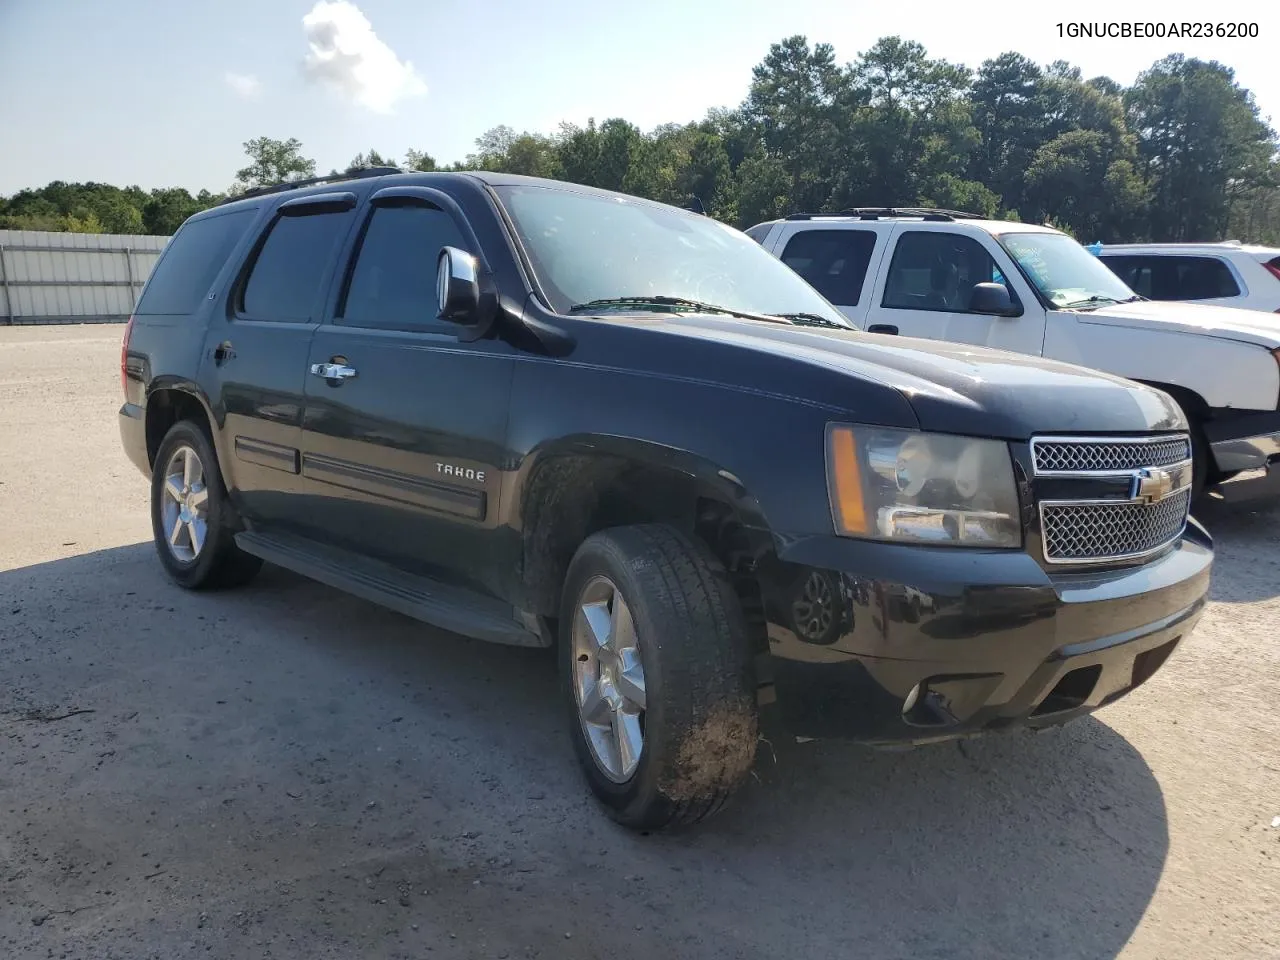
[
  {"xmin": 1060, "ymin": 294, "xmax": 1124, "ymax": 310},
  {"xmin": 772, "ymin": 312, "xmax": 848, "ymax": 329},
  {"xmin": 568, "ymin": 296, "xmax": 793, "ymax": 325}
]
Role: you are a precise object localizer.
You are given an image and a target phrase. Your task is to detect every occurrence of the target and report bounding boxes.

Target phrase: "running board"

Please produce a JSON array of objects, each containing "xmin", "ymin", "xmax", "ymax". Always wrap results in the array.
[{"xmin": 234, "ymin": 530, "xmax": 546, "ymax": 648}]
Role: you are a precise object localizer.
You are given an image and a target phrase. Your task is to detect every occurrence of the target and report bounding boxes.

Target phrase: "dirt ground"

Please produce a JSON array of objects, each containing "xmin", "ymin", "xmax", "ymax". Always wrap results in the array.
[{"xmin": 1, "ymin": 325, "xmax": 1277, "ymax": 960}]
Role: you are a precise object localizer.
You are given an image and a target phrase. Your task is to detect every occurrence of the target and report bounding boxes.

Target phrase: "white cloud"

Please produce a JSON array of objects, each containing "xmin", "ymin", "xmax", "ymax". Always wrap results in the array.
[
  {"xmin": 301, "ymin": 0, "xmax": 427, "ymax": 114},
  {"xmin": 224, "ymin": 72, "xmax": 262, "ymax": 100}
]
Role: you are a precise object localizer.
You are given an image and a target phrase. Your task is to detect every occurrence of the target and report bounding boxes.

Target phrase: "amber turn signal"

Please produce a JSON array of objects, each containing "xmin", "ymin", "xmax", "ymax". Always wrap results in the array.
[{"xmin": 827, "ymin": 425, "xmax": 870, "ymax": 536}]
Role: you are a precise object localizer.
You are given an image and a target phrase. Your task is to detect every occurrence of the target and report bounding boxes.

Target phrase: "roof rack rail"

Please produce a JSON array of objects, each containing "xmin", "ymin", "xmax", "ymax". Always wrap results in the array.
[
  {"xmin": 784, "ymin": 206, "xmax": 985, "ymax": 223},
  {"xmin": 219, "ymin": 166, "xmax": 403, "ymax": 205}
]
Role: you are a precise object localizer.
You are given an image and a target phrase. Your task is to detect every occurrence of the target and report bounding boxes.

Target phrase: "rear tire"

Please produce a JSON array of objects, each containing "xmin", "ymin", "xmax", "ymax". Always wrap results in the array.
[
  {"xmin": 559, "ymin": 524, "xmax": 758, "ymax": 831},
  {"xmin": 150, "ymin": 420, "xmax": 262, "ymax": 590}
]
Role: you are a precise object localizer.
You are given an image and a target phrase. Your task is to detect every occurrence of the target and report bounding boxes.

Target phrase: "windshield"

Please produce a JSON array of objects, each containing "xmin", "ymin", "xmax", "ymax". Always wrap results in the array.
[
  {"xmin": 998, "ymin": 231, "xmax": 1139, "ymax": 309},
  {"xmin": 492, "ymin": 184, "xmax": 852, "ymax": 327}
]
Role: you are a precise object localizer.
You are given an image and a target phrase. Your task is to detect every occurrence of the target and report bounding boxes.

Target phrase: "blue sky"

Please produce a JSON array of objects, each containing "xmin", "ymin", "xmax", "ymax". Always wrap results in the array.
[{"xmin": 0, "ymin": 0, "xmax": 1276, "ymax": 196}]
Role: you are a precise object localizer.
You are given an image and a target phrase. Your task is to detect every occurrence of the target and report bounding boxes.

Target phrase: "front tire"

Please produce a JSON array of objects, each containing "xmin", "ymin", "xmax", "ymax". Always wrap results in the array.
[
  {"xmin": 150, "ymin": 420, "xmax": 261, "ymax": 590},
  {"xmin": 559, "ymin": 524, "xmax": 758, "ymax": 830}
]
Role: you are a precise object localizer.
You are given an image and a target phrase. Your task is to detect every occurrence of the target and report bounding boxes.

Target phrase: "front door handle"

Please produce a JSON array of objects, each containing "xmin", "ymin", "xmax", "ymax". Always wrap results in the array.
[
  {"xmin": 867, "ymin": 324, "xmax": 898, "ymax": 335},
  {"xmin": 213, "ymin": 340, "xmax": 235, "ymax": 364},
  {"xmin": 309, "ymin": 362, "xmax": 358, "ymax": 380}
]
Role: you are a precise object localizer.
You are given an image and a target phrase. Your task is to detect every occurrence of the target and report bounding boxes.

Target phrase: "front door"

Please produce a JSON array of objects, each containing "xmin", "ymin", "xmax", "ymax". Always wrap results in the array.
[
  {"xmin": 200, "ymin": 198, "xmax": 358, "ymax": 524},
  {"xmin": 296, "ymin": 192, "xmax": 515, "ymax": 597},
  {"xmin": 865, "ymin": 226, "xmax": 1047, "ymax": 355}
]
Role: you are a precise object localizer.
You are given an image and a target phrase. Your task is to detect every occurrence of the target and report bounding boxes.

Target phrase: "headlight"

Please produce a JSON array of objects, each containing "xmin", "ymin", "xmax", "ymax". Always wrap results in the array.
[{"xmin": 826, "ymin": 425, "xmax": 1021, "ymax": 548}]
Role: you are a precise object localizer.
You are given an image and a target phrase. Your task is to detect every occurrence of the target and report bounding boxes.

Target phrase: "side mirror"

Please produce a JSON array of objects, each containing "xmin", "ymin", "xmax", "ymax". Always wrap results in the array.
[
  {"xmin": 968, "ymin": 282, "xmax": 1018, "ymax": 317},
  {"xmin": 436, "ymin": 246, "xmax": 482, "ymax": 325}
]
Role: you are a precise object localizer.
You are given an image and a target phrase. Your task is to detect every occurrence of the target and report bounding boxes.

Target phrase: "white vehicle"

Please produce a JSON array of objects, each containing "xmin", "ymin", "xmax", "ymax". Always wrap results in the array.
[
  {"xmin": 1094, "ymin": 241, "xmax": 1280, "ymax": 314},
  {"xmin": 747, "ymin": 208, "xmax": 1280, "ymax": 497}
]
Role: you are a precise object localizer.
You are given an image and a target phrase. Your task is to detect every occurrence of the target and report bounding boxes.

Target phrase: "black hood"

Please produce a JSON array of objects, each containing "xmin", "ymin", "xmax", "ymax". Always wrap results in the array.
[{"xmin": 637, "ymin": 315, "xmax": 1187, "ymax": 439}]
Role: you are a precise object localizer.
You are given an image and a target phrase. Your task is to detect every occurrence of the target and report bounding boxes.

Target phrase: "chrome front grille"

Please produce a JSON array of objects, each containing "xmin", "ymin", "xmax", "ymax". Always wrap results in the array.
[
  {"xmin": 1041, "ymin": 490, "xmax": 1191, "ymax": 563},
  {"xmin": 1032, "ymin": 435, "xmax": 1191, "ymax": 474},
  {"xmin": 1031, "ymin": 433, "xmax": 1192, "ymax": 564}
]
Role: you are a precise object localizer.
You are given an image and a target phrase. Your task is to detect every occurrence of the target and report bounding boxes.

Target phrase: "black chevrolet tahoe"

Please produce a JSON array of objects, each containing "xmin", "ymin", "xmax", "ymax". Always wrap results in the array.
[{"xmin": 119, "ymin": 170, "xmax": 1213, "ymax": 830}]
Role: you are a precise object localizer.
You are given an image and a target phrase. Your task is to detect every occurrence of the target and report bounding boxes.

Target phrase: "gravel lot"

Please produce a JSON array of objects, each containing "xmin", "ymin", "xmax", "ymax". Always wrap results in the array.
[{"xmin": 1, "ymin": 325, "xmax": 1278, "ymax": 960}]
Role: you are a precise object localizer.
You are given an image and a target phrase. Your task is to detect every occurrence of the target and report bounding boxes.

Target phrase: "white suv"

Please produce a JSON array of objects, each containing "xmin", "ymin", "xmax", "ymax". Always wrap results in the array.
[
  {"xmin": 1094, "ymin": 242, "xmax": 1280, "ymax": 314},
  {"xmin": 748, "ymin": 208, "xmax": 1280, "ymax": 497}
]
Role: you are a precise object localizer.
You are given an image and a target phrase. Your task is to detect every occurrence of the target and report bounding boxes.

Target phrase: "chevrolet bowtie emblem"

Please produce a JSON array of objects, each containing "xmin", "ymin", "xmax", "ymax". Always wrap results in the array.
[{"xmin": 1132, "ymin": 466, "xmax": 1174, "ymax": 504}]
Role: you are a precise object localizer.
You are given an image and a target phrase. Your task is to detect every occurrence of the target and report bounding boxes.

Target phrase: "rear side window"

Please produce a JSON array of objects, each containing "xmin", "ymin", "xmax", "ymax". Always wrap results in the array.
[
  {"xmin": 780, "ymin": 230, "xmax": 877, "ymax": 305},
  {"xmin": 340, "ymin": 205, "xmax": 468, "ymax": 328},
  {"xmin": 1099, "ymin": 254, "xmax": 1240, "ymax": 301},
  {"xmin": 743, "ymin": 223, "xmax": 774, "ymax": 246},
  {"xmin": 133, "ymin": 209, "xmax": 254, "ymax": 316},
  {"xmin": 240, "ymin": 210, "xmax": 354, "ymax": 321}
]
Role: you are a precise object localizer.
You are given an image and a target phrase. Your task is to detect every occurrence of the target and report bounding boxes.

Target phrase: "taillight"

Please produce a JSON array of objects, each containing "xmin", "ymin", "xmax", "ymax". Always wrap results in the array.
[{"xmin": 121, "ymin": 315, "xmax": 134, "ymax": 397}]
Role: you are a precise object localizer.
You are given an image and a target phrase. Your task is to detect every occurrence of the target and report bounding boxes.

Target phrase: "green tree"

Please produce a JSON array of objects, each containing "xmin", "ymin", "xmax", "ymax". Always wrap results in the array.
[
  {"xmin": 346, "ymin": 149, "xmax": 395, "ymax": 171},
  {"xmin": 1126, "ymin": 55, "xmax": 1277, "ymax": 240},
  {"xmin": 970, "ymin": 53, "xmax": 1048, "ymax": 214},
  {"xmin": 234, "ymin": 137, "xmax": 317, "ymax": 189},
  {"xmin": 403, "ymin": 149, "xmax": 437, "ymax": 172},
  {"xmin": 841, "ymin": 37, "xmax": 979, "ymax": 210},
  {"xmin": 1025, "ymin": 130, "xmax": 1148, "ymax": 239},
  {"xmin": 743, "ymin": 35, "xmax": 849, "ymax": 213}
]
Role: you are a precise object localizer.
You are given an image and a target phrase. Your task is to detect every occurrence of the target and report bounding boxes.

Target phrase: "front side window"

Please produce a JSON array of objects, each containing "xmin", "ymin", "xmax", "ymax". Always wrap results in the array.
[
  {"xmin": 999, "ymin": 231, "xmax": 1137, "ymax": 309},
  {"xmin": 881, "ymin": 232, "xmax": 1004, "ymax": 312},
  {"xmin": 341, "ymin": 205, "xmax": 469, "ymax": 328},
  {"xmin": 492, "ymin": 184, "xmax": 851, "ymax": 327},
  {"xmin": 781, "ymin": 230, "xmax": 877, "ymax": 306},
  {"xmin": 134, "ymin": 209, "xmax": 255, "ymax": 316},
  {"xmin": 240, "ymin": 210, "xmax": 354, "ymax": 322}
]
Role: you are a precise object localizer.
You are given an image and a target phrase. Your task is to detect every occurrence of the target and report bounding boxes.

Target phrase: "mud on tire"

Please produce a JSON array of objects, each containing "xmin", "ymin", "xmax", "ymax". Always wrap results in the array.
[{"xmin": 559, "ymin": 524, "xmax": 758, "ymax": 830}]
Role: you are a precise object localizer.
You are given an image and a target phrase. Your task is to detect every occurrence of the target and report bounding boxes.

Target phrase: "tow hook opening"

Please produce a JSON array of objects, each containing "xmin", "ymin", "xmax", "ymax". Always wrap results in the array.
[
  {"xmin": 902, "ymin": 674, "xmax": 1004, "ymax": 728},
  {"xmin": 1032, "ymin": 664, "xmax": 1101, "ymax": 716}
]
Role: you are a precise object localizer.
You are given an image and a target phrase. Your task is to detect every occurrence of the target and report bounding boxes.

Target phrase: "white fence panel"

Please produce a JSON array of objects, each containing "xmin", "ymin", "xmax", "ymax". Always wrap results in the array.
[{"xmin": 0, "ymin": 230, "xmax": 170, "ymax": 325}]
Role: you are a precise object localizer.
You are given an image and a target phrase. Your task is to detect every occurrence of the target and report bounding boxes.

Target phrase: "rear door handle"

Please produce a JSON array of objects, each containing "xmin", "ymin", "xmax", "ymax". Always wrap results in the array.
[
  {"xmin": 309, "ymin": 362, "xmax": 358, "ymax": 380},
  {"xmin": 213, "ymin": 340, "xmax": 235, "ymax": 363}
]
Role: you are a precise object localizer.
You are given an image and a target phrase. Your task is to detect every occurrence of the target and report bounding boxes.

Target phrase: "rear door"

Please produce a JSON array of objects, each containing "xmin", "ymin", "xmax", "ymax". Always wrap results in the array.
[
  {"xmin": 199, "ymin": 193, "xmax": 359, "ymax": 524},
  {"xmin": 294, "ymin": 186, "xmax": 515, "ymax": 595},
  {"xmin": 774, "ymin": 227, "xmax": 885, "ymax": 329},
  {"xmin": 863, "ymin": 226, "xmax": 1047, "ymax": 355}
]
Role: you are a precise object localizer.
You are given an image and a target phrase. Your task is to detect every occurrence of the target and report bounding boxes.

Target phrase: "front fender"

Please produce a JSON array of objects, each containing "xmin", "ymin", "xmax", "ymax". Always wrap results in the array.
[{"xmin": 1047, "ymin": 315, "xmax": 1280, "ymax": 412}]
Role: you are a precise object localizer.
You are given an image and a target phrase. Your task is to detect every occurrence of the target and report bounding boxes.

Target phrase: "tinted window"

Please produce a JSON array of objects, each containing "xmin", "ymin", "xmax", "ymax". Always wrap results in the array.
[
  {"xmin": 1098, "ymin": 255, "xmax": 1239, "ymax": 301},
  {"xmin": 134, "ymin": 209, "xmax": 255, "ymax": 315},
  {"xmin": 780, "ymin": 230, "xmax": 877, "ymax": 305},
  {"xmin": 241, "ymin": 210, "xmax": 354, "ymax": 321},
  {"xmin": 341, "ymin": 205, "xmax": 468, "ymax": 328},
  {"xmin": 743, "ymin": 223, "xmax": 773, "ymax": 246},
  {"xmin": 882, "ymin": 232, "xmax": 1004, "ymax": 312}
]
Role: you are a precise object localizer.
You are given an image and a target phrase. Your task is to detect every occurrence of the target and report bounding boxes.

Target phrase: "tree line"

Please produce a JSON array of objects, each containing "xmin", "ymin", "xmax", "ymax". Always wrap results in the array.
[{"xmin": 2, "ymin": 36, "xmax": 1277, "ymax": 243}]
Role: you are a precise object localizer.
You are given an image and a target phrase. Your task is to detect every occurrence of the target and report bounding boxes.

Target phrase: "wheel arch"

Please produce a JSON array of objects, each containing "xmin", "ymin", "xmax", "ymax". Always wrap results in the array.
[
  {"xmin": 144, "ymin": 379, "xmax": 224, "ymax": 470},
  {"xmin": 514, "ymin": 436, "xmax": 776, "ymax": 624}
]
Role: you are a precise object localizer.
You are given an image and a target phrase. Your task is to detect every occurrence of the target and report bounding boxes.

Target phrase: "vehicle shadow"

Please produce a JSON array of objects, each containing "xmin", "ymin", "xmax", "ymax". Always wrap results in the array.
[
  {"xmin": 1192, "ymin": 493, "xmax": 1280, "ymax": 602},
  {"xmin": 2, "ymin": 545, "xmax": 1168, "ymax": 960}
]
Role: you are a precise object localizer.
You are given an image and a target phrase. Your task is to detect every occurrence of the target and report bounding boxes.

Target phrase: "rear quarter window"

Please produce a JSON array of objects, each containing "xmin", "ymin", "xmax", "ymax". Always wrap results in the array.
[{"xmin": 133, "ymin": 209, "xmax": 256, "ymax": 316}]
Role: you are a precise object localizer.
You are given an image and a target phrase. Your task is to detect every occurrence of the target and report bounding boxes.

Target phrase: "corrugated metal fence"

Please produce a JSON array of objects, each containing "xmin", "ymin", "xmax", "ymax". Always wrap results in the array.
[{"xmin": 0, "ymin": 230, "xmax": 170, "ymax": 325}]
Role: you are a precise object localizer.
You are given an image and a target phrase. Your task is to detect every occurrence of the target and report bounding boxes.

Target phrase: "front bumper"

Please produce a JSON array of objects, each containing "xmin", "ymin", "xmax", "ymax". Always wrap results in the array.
[
  {"xmin": 757, "ymin": 522, "xmax": 1212, "ymax": 744},
  {"xmin": 1206, "ymin": 410, "xmax": 1280, "ymax": 473}
]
